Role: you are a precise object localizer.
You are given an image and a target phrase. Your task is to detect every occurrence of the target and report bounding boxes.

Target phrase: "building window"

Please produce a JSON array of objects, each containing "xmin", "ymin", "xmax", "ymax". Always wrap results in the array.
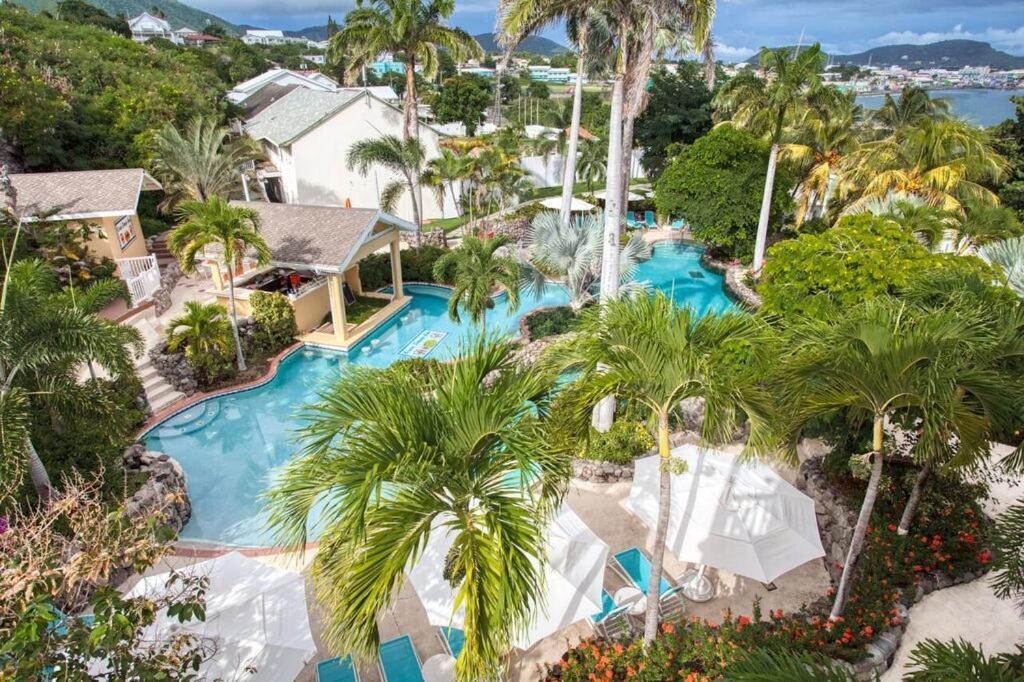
[{"xmin": 115, "ymin": 215, "xmax": 136, "ymax": 250}]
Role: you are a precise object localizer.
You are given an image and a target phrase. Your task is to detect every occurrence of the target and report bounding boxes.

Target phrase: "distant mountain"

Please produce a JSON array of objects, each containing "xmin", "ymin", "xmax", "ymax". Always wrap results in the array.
[
  {"xmin": 12, "ymin": 0, "xmax": 239, "ymax": 34},
  {"xmin": 285, "ymin": 25, "xmax": 332, "ymax": 42},
  {"xmin": 747, "ymin": 40, "xmax": 1024, "ymax": 70},
  {"xmin": 474, "ymin": 32, "xmax": 568, "ymax": 57}
]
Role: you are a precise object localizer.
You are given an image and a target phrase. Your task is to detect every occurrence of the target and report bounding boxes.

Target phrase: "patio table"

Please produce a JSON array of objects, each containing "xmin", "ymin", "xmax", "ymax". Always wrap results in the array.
[{"xmin": 613, "ymin": 586, "xmax": 647, "ymax": 616}]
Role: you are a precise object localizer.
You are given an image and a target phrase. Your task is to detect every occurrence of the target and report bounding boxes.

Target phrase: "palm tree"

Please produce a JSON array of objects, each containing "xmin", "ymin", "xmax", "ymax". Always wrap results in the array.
[
  {"xmin": 576, "ymin": 139, "xmax": 607, "ymax": 192},
  {"xmin": 871, "ymin": 85, "xmax": 952, "ymax": 135},
  {"xmin": 979, "ymin": 236, "xmax": 1024, "ymax": 298},
  {"xmin": 420, "ymin": 147, "xmax": 470, "ymax": 232},
  {"xmin": 551, "ymin": 292, "xmax": 773, "ymax": 644},
  {"xmin": 522, "ymin": 211, "xmax": 648, "ymax": 311},
  {"xmin": 57, "ymin": 277, "xmax": 132, "ymax": 380},
  {"xmin": 840, "ymin": 117, "xmax": 1008, "ymax": 215},
  {"xmin": 432, "ymin": 235, "xmax": 521, "ymax": 336},
  {"xmin": 777, "ymin": 300, "xmax": 1002, "ymax": 619},
  {"xmin": 348, "ymin": 135, "xmax": 427, "ymax": 241},
  {"xmin": 150, "ymin": 117, "xmax": 263, "ymax": 211},
  {"xmin": 0, "ymin": 259, "xmax": 142, "ymax": 503},
  {"xmin": 331, "ymin": 0, "xmax": 482, "ymax": 141},
  {"xmin": 904, "ymin": 639, "xmax": 1024, "ymax": 680},
  {"xmin": 727, "ymin": 648, "xmax": 857, "ymax": 681},
  {"xmin": 165, "ymin": 301, "xmax": 235, "ymax": 384},
  {"xmin": 168, "ymin": 197, "xmax": 271, "ymax": 372},
  {"xmin": 714, "ymin": 44, "xmax": 826, "ymax": 273},
  {"xmin": 265, "ymin": 338, "xmax": 570, "ymax": 681},
  {"xmin": 990, "ymin": 497, "xmax": 1024, "ymax": 614}
]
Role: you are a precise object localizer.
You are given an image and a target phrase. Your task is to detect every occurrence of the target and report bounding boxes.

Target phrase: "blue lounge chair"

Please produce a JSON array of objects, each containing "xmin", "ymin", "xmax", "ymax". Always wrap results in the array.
[
  {"xmin": 439, "ymin": 626, "xmax": 465, "ymax": 659},
  {"xmin": 378, "ymin": 635, "xmax": 424, "ymax": 682},
  {"xmin": 590, "ymin": 589, "xmax": 619, "ymax": 623},
  {"xmin": 613, "ymin": 547, "xmax": 672, "ymax": 596},
  {"xmin": 317, "ymin": 654, "xmax": 359, "ymax": 682},
  {"xmin": 625, "ymin": 211, "xmax": 641, "ymax": 229},
  {"xmin": 670, "ymin": 218, "xmax": 684, "ymax": 231},
  {"xmin": 644, "ymin": 211, "xmax": 657, "ymax": 228}
]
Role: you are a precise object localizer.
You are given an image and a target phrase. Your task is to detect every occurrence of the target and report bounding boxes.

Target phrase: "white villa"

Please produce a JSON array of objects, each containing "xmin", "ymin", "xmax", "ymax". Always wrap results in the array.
[
  {"xmin": 226, "ymin": 68, "xmax": 340, "ymax": 105},
  {"xmin": 242, "ymin": 29, "xmax": 308, "ymax": 46},
  {"xmin": 243, "ymin": 88, "xmax": 459, "ymax": 223},
  {"xmin": 128, "ymin": 12, "xmax": 178, "ymax": 43}
]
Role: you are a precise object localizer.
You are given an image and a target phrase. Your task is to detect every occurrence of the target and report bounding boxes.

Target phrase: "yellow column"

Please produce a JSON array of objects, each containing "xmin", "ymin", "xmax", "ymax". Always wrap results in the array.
[
  {"xmin": 209, "ymin": 261, "xmax": 225, "ymax": 291},
  {"xmin": 390, "ymin": 233, "xmax": 404, "ymax": 298},
  {"xmin": 327, "ymin": 273, "xmax": 348, "ymax": 343}
]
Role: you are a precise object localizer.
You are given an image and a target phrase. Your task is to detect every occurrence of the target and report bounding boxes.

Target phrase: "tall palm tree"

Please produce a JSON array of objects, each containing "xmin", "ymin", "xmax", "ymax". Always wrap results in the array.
[
  {"xmin": 347, "ymin": 135, "xmax": 428, "ymax": 241},
  {"xmin": 168, "ymin": 197, "xmax": 270, "ymax": 372},
  {"xmin": 840, "ymin": 117, "xmax": 1008, "ymax": 215},
  {"xmin": 871, "ymin": 85, "xmax": 952, "ymax": 135},
  {"xmin": 432, "ymin": 235, "xmax": 520, "ymax": 336},
  {"xmin": 980, "ymin": 236, "xmax": 1024, "ymax": 298},
  {"xmin": 330, "ymin": 0, "xmax": 482, "ymax": 142},
  {"xmin": 576, "ymin": 139, "xmax": 607, "ymax": 192},
  {"xmin": 0, "ymin": 259, "xmax": 142, "ymax": 503},
  {"xmin": 714, "ymin": 44, "xmax": 826, "ymax": 272},
  {"xmin": 776, "ymin": 300, "xmax": 1003, "ymax": 619},
  {"xmin": 265, "ymin": 338, "xmax": 570, "ymax": 681},
  {"xmin": 550, "ymin": 292, "xmax": 773, "ymax": 644},
  {"xmin": 150, "ymin": 117, "xmax": 263, "ymax": 211},
  {"xmin": 420, "ymin": 147, "xmax": 470, "ymax": 231},
  {"xmin": 522, "ymin": 211, "xmax": 648, "ymax": 311}
]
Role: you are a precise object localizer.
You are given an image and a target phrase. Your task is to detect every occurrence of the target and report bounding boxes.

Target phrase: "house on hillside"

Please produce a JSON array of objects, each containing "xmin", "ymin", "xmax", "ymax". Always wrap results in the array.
[
  {"xmin": 5, "ymin": 169, "xmax": 164, "ymax": 307},
  {"xmin": 204, "ymin": 202, "xmax": 415, "ymax": 350},
  {"xmin": 128, "ymin": 12, "xmax": 178, "ymax": 43},
  {"xmin": 226, "ymin": 68, "xmax": 339, "ymax": 105},
  {"xmin": 242, "ymin": 30, "xmax": 307, "ymax": 46},
  {"xmin": 243, "ymin": 88, "xmax": 459, "ymax": 223}
]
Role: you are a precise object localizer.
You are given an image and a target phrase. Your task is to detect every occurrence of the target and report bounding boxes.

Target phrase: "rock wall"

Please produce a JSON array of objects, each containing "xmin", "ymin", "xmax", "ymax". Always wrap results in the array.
[
  {"xmin": 572, "ymin": 459, "xmax": 634, "ymax": 483},
  {"xmin": 123, "ymin": 444, "xmax": 191, "ymax": 536},
  {"xmin": 152, "ymin": 261, "xmax": 183, "ymax": 316},
  {"xmin": 700, "ymin": 253, "xmax": 763, "ymax": 310},
  {"xmin": 148, "ymin": 341, "xmax": 198, "ymax": 396}
]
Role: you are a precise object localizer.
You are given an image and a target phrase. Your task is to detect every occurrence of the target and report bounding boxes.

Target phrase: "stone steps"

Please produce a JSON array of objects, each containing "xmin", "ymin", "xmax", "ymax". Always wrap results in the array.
[{"xmin": 137, "ymin": 356, "xmax": 184, "ymax": 415}]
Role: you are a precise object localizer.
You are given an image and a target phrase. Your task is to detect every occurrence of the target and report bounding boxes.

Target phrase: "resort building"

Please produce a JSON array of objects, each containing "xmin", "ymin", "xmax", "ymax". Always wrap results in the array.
[
  {"xmin": 226, "ymin": 68, "xmax": 340, "ymax": 105},
  {"xmin": 243, "ymin": 88, "xmax": 459, "ymax": 223},
  {"xmin": 4, "ymin": 169, "xmax": 163, "ymax": 306},
  {"xmin": 128, "ymin": 12, "xmax": 178, "ymax": 43},
  {"xmin": 241, "ymin": 29, "xmax": 306, "ymax": 46},
  {"xmin": 205, "ymin": 202, "xmax": 415, "ymax": 350}
]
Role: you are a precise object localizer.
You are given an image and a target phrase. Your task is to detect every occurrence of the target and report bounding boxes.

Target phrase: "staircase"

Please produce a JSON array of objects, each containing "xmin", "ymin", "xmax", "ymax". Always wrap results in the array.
[
  {"xmin": 150, "ymin": 232, "xmax": 177, "ymax": 272},
  {"xmin": 137, "ymin": 355, "xmax": 184, "ymax": 415}
]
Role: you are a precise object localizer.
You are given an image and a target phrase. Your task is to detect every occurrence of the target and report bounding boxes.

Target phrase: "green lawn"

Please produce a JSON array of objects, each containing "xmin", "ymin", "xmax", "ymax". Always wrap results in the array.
[{"xmin": 346, "ymin": 296, "xmax": 389, "ymax": 325}]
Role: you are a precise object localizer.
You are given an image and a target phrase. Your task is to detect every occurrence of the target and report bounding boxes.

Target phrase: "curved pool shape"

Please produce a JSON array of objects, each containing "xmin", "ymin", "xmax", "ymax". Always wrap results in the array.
[{"xmin": 144, "ymin": 241, "xmax": 735, "ymax": 545}]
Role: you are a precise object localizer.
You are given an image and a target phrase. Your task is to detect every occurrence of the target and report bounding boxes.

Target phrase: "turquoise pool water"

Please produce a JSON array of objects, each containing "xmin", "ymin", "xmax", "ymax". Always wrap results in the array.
[{"xmin": 144, "ymin": 242, "xmax": 734, "ymax": 545}]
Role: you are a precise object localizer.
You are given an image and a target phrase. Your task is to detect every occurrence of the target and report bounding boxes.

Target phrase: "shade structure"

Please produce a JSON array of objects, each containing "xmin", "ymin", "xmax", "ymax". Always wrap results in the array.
[
  {"xmin": 407, "ymin": 505, "xmax": 609, "ymax": 649},
  {"xmin": 626, "ymin": 445, "xmax": 825, "ymax": 584},
  {"xmin": 589, "ymin": 189, "xmax": 644, "ymax": 202},
  {"xmin": 124, "ymin": 551, "xmax": 317, "ymax": 681},
  {"xmin": 538, "ymin": 196, "xmax": 596, "ymax": 212},
  {"xmin": 422, "ymin": 653, "xmax": 456, "ymax": 682}
]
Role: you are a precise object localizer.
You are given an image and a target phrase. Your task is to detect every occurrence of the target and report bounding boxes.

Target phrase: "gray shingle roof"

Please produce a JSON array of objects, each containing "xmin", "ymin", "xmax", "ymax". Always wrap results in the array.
[
  {"xmin": 5, "ymin": 169, "xmax": 161, "ymax": 220},
  {"xmin": 231, "ymin": 201, "xmax": 412, "ymax": 271},
  {"xmin": 244, "ymin": 89, "xmax": 361, "ymax": 146}
]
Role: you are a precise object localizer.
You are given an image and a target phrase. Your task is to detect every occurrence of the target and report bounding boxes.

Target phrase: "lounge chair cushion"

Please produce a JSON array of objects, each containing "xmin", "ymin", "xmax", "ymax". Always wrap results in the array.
[
  {"xmin": 318, "ymin": 654, "xmax": 358, "ymax": 682},
  {"xmin": 614, "ymin": 548, "xmax": 671, "ymax": 596},
  {"xmin": 379, "ymin": 636, "xmax": 423, "ymax": 682}
]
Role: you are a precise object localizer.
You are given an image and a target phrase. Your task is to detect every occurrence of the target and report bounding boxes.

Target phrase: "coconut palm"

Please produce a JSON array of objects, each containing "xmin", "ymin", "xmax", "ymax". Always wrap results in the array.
[
  {"xmin": 576, "ymin": 139, "xmax": 607, "ymax": 192},
  {"xmin": 168, "ymin": 197, "xmax": 271, "ymax": 372},
  {"xmin": 432, "ymin": 235, "xmax": 520, "ymax": 336},
  {"xmin": 0, "ymin": 259, "xmax": 142, "ymax": 503},
  {"xmin": 420, "ymin": 147, "xmax": 470, "ymax": 230},
  {"xmin": 265, "ymin": 338, "xmax": 570, "ymax": 681},
  {"xmin": 550, "ymin": 292, "xmax": 774, "ymax": 644},
  {"xmin": 522, "ymin": 211, "xmax": 649, "ymax": 311},
  {"xmin": 330, "ymin": 0, "xmax": 482, "ymax": 140},
  {"xmin": 714, "ymin": 44, "xmax": 825, "ymax": 272},
  {"xmin": 904, "ymin": 639, "xmax": 1024, "ymax": 680},
  {"xmin": 871, "ymin": 85, "xmax": 952, "ymax": 135},
  {"xmin": 165, "ymin": 301, "xmax": 235, "ymax": 384},
  {"xmin": 348, "ymin": 135, "xmax": 428, "ymax": 240},
  {"xmin": 840, "ymin": 117, "xmax": 1008, "ymax": 215},
  {"xmin": 150, "ymin": 117, "xmax": 263, "ymax": 211},
  {"xmin": 979, "ymin": 236, "xmax": 1024, "ymax": 298},
  {"xmin": 776, "ymin": 300, "xmax": 1004, "ymax": 618}
]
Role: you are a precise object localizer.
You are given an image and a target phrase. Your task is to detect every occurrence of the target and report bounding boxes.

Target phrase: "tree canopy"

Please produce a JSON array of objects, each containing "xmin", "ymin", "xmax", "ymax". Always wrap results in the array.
[
  {"xmin": 431, "ymin": 74, "xmax": 493, "ymax": 135},
  {"xmin": 635, "ymin": 63, "xmax": 715, "ymax": 177}
]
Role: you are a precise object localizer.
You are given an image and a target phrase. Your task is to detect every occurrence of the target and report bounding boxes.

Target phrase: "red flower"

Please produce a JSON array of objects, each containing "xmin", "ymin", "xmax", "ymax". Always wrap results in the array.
[
  {"xmin": 978, "ymin": 549, "xmax": 992, "ymax": 565},
  {"xmin": 887, "ymin": 523, "xmax": 897, "ymax": 532},
  {"xmin": 737, "ymin": 615, "xmax": 751, "ymax": 627}
]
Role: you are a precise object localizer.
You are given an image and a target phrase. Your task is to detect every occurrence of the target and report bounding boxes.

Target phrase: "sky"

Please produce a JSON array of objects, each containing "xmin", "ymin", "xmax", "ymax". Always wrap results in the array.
[{"xmin": 194, "ymin": 0, "xmax": 1024, "ymax": 58}]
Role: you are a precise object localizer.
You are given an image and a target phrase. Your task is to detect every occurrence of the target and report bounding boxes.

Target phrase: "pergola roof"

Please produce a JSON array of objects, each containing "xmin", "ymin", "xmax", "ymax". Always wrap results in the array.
[
  {"xmin": 5, "ymin": 169, "xmax": 161, "ymax": 221},
  {"xmin": 231, "ymin": 201, "xmax": 415, "ymax": 273}
]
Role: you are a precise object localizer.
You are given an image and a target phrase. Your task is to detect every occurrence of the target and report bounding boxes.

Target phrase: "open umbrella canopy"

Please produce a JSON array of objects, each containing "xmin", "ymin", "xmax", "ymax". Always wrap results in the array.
[
  {"xmin": 589, "ymin": 189, "xmax": 644, "ymax": 202},
  {"xmin": 627, "ymin": 445, "xmax": 825, "ymax": 584},
  {"xmin": 407, "ymin": 505, "xmax": 608, "ymax": 649},
  {"xmin": 123, "ymin": 552, "xmax": 316, "ymax": 681},
  {"xmin": 538, "ymin": 196, "xmax": 596, "ymax": 212}
]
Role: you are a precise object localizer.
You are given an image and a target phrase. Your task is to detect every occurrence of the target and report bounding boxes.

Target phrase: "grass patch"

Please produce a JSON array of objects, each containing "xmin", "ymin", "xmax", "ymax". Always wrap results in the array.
[
  {"xmin": 346, "ymin": 296, "xmax": 389, "ymax": 325},
  {"xmin": 426, "ymin": 215, "xmax": 471, "ymax": 234}
]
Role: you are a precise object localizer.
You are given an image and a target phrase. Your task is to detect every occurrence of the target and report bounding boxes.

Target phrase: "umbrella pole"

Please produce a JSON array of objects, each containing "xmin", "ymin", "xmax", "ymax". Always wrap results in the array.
[{"xmin": 679, "ymin": 564, "xmax": 714, "ymax": 603}]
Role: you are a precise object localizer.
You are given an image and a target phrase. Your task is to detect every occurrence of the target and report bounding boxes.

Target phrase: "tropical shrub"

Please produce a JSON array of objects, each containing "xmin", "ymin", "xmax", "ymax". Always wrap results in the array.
[
  {"xmin": 358, "ymin": 245, "xmax": 449, "ymax": 290},
  {"xmin": 249, "ymin": 290, "xmax": 296, "ymax": 354},
  {"xmin": 635, "ymin": 63, "xmax": 715, "ymax": 178},
  {"xmin": 165, "ymin": 301, "xmax": 235, "ymax": 386},
  {"xmin": 524, "ymin": 306, "xmax": 579, "ymax": 339},
  {"xmin": 654, "ymin": 124, "xmax": 794, "ymax": 262},
  {"xmin": 584, "ymin": 419, "xmax": 653, "ymax": 465},
  {"xmin": 431, "ymin": 74, "xmax": 492, "ymax": 136},
  {"xmin": 758, "ymin": 214, "xmax": 997, "ymax": 318}
]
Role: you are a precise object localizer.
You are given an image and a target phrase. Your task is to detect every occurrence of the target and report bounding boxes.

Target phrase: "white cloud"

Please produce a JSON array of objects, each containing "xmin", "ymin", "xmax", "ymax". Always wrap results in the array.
[
  {"xmin": 713, "ymin": 41, "xmax": 757, "ymax": 62},
  {"xmin": 868, "ymin": 25, "xmax": 1024, "ymax": 54}
]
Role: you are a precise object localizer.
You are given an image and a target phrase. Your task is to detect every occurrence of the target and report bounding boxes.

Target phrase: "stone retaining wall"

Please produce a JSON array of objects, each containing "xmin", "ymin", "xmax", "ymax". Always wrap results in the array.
[
  {"xmin": 123, "ymin": 443, "xmax": 191, "ymax": 536},
  {"xmin": 700, "ymin": 253, "xmax": 763, "ymax": 309},
  {"xmin": 149, "ymin": 318, "xmax": 257, "ymax": 396}
]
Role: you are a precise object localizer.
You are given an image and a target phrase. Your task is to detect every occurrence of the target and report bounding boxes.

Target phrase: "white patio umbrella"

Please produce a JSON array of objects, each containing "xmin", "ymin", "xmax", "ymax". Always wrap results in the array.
[
  {"xmin": 407, "ymin": 504, "xmax": 608, "ymax": 650},
  {"xmin": 626, "ymin": 445, "xmax": 824, "ymax": 600},
  {"xmin": 589, "ymin": 189, "xmax": 644, "ymax": 202},
  {"xmin": 422, "ymin": 653, "xmax": 456, "ymax": 682},
  {"xmin": 538, "ymin": 196, "xmax": 596, "ymax": 212},
  {"xmin": 123, "ymin": 552, "xmax": 317, "ymax": 682}
]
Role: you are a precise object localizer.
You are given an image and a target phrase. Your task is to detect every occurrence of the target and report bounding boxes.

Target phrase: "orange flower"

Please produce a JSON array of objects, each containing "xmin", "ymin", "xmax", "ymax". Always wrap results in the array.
[{"xmin": 662, "ymin": 622, "xmax": 675, "ymax": 634}]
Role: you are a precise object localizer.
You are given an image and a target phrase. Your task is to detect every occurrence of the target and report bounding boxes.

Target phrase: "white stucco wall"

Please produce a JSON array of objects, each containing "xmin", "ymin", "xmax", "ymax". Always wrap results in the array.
[{"xmin": 281, "ymin": 94, "xmax": 460, "ymax": 223}]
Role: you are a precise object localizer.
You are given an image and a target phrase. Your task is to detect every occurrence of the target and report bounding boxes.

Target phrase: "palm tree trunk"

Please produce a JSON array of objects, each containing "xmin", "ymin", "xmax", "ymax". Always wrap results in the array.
[
  {"xmin": 480, "ymin": 309, "xmax": 487, "ymax": 339},
  {"xmin": 26, "ymin": 436, "xmax": 54, "ymax": 503},
  {"xmin": 559, "ymin": 33, "xmax": 587, "ymax": 224},
  {"xmin": 897, "ymin": 462, "xmax": 931, "ymax": 536},
  {"xmin": 620, "ymin": 116, "xmax": 635, "ymax": 215},
  {"xmin": 402, "ymin": 65, "xmax": 416, "ymax": 141},
  {"xmin": 592, "ymin": 28, "xmax": 628, "ymax": 433},
  {"xmin": 752, "ymin": 142, "xmax": 779, "ymax": 274},
  {"xmin": 226, "ymin": 269, "xmax": 247, "ymax": 372},
  {"xmin": 643, "ymin": 410, "xmax": 671, "ymax": 645},
  {"xmin": 830, "ymin": 416, "xmax": 885, "ymax": 620}
]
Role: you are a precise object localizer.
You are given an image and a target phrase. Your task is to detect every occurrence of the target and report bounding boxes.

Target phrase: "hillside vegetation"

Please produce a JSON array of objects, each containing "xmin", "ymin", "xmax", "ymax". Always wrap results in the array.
[{"xmin": 9, "ymin": 0, "xmax": 238, "ymax": 34}]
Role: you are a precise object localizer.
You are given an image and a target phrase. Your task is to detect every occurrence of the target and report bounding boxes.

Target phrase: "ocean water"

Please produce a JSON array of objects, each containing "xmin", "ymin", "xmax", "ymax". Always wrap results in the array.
[
  {"xmin": 856, "ymin": 88, "xmax": 1023, "ymax": 127},
  {"xmin": 144, "ymin": 242, "xmax": 736, "ymax": 546}
]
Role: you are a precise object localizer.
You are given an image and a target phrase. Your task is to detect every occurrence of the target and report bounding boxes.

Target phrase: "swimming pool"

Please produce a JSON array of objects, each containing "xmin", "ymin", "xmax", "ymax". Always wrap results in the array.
[{"xmin": 144, "ymin": 241, "xmax": 735, "ymax": 545}]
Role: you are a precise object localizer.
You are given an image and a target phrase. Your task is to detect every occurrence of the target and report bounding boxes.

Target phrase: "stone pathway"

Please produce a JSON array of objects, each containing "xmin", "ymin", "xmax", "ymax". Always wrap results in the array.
[{"xmin": 137, "ymin": 354, "xmax": 184, "ymax": 415}]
